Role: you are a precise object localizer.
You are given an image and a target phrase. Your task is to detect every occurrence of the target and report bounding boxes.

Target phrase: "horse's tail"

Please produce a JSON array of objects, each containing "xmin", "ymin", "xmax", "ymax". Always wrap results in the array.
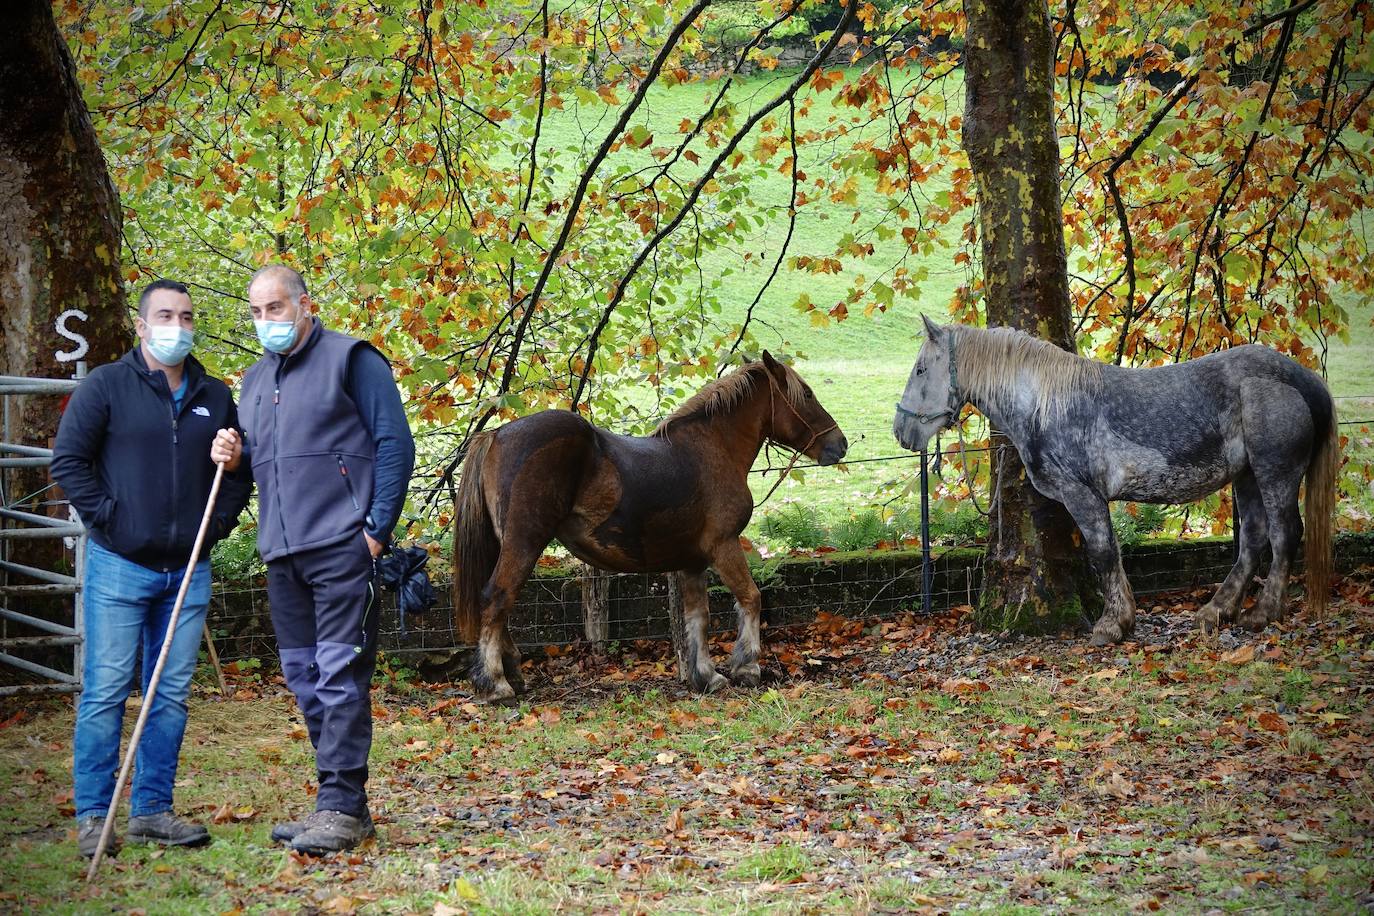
[
  {"xmin": 1304, "ymin": 395, "xmax": 1339, "ymax": 619},
  {"xmin": 453, "ymin": 431, "xmax": 499, "ymax": 644}
]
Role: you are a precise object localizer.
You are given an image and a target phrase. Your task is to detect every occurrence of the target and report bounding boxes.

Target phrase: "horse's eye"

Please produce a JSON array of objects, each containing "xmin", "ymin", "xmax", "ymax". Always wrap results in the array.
[{"xmin": 916, "ymin": 366, "xmax": 926, "ymax": 377}]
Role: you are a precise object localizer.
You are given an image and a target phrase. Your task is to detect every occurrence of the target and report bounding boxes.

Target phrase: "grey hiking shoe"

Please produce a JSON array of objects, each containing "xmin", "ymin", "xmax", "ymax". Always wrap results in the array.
[
  {"xmin": 270, "ymin": 817, "xmax": 310, "ymax": 845},
  {"xmin": 127, "ymin": 811, "xmax": 211, "ymax": 848},
  {"xmin": 77, "ymin": 816, "xmax": 121, "ymax": 859},
  {"xmin": 289, "ymin": 809, "xmax": 375, "ymax": 855}
]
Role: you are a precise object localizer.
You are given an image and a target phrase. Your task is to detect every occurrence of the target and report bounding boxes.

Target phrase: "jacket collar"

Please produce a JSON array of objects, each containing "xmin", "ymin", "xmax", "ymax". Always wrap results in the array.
[{"xmin": 121, "ymin": 347, "xmax": 206, "ymax": 393}]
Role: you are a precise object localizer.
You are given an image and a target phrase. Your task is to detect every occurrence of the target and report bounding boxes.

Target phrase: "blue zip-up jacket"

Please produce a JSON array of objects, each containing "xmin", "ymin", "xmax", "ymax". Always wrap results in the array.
[{"xmin": 51, "ymin": 349, "xmax": 253, "ymax": 572}]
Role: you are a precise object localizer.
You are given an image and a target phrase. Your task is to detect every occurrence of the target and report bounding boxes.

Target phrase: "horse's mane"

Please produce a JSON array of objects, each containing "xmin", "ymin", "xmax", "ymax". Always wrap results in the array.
[
  {"xmin": 653, "ymin": 361, "xmax": 805, "ymax": 435},
  {"xmin": 951, "ymin": 325, "xmax": 1102, "ymax": 424}
]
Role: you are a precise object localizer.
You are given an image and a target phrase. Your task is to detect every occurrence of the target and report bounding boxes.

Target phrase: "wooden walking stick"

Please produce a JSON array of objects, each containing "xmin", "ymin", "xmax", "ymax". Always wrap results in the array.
[{"xmin": 86, "ymin": 463, "xmax": 225, "ymax": 881}]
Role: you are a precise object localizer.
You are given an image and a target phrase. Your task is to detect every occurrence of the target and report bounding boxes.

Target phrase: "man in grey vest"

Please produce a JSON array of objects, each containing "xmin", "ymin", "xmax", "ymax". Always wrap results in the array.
[{"xmin": 211, "ymin": 265, "xmax": 414, "ymax": 854}]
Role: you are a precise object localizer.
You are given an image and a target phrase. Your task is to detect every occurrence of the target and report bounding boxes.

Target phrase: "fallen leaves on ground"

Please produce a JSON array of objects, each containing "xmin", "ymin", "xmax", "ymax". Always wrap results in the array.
[{"xmin": 2, "ymin": 569, "xmax": 1372, "ymax": 912}]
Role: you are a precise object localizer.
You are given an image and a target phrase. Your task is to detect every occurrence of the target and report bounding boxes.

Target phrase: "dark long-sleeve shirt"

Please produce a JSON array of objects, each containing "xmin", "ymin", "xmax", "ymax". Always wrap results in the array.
[{"xmin": 345, "ymin": 346, "xmax": 416, "ymax": 542}]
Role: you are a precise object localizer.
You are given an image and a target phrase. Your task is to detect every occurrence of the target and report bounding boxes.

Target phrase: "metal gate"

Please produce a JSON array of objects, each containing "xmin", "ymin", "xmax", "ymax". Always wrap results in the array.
[{"xmin": 0, "ymin": 372, "xmax": 85, "ymax": 696}]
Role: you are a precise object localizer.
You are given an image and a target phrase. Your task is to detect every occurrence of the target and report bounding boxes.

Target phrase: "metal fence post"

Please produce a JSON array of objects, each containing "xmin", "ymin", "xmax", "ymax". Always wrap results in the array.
[{"xmin": 920, "ymin": 447, "xmax": 932, "ymax": 617}]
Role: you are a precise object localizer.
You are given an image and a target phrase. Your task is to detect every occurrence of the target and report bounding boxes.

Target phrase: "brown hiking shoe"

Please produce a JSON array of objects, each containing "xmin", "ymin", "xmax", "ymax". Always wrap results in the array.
[
  {"xmin": 289, "ymin": 810, "xmax": 375, "ymax": 855},
  {"xmin": 77, "ymin": 816, "xmax": 121, "ymax": 859},
  {"xmin": 270, "ymin": 817, "xmax": 311, "ymax": 845},
  {"xmin": 127, "ymin": 811, "xmax": 211, "ymax": 847}
]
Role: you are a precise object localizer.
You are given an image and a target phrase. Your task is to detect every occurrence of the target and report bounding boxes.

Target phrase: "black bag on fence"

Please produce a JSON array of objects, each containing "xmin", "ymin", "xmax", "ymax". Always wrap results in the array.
[{"xmin": 375, "ymin": 545, "xmax": 437, "ymax": 637}]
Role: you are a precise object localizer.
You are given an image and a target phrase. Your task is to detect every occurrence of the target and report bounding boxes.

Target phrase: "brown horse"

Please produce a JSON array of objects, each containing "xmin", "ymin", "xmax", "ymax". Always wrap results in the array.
[{"xmin": 452, "ymin": 353, "xmax": 848, "ymax": 701}]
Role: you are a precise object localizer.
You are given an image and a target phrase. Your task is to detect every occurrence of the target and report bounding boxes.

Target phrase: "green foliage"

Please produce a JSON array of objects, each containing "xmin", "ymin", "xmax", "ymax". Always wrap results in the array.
[
  {"xmin": 795, "ymin": 0, "xmax": 907, "ymax": 32},
  {"xmin": 927, "ymin": 499, "xmax": 986, "ymax": 546},
  {"xmin": 758, "ymin": 503, "xmax": 829, "ymax": 550},
  {"xmin": 209, "ymin": 526, "xmax": 265, "ymax": 582},
  {"xmin": 758, "ymin": 499, "xmax": 986, "ymax": 552},
  {"xmin": 377, "ymin": 654, "xmax": 424, "ymax": 695},
  {"xmin": 828, "ymin": 508, "xmax": 892, "ymax": 550},
  {"xmin": 1111, "ymin": 503, "xmax": 1170, "ymax": 547},
  {"xmin": 699, "ymin": 1, "xmax": 809, "ymax": 47}
]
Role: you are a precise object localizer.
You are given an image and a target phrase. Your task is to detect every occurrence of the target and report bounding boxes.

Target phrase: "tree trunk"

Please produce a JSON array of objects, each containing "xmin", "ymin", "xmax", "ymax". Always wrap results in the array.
[
  {"xmin": 1, "ymin": 0, "xmax": 128, "ymax": 451},
  {"xmin": 961, "ymin": 0, "xmax": 1099, "ymax": 634},
  {"xmin": 1, "ymin": 0, "xmax": 127, "ymax": 641}
]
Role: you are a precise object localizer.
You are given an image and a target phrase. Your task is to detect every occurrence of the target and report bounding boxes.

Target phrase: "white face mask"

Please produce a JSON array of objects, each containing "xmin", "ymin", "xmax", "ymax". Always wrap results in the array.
[{"xmin": 144, "ymin": 323, "xmax": 194, "ymax": 366}]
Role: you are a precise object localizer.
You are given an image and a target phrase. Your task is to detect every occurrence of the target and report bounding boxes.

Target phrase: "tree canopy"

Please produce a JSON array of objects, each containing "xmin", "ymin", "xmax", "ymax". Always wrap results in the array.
[{"xmin": 58, "ymin": 0, "xmax": 1372, "ymax": 530}]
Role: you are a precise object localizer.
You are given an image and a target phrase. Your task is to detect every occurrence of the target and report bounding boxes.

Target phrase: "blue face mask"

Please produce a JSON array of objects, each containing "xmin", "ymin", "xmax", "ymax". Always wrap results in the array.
[
  {"xmin": 255, "ymin": 317, "xmax": 300, "ymax": 354},
  {"xmin": 145, "ymin": 324, "xmax": 194, "ymax": 366}
]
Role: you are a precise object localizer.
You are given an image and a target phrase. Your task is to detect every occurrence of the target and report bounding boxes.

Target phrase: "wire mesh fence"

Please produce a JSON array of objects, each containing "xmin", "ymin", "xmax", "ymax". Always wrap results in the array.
[
  {"xmin": 203, "ymin": 533, "xmax": 1374, "ymax": 668},
  {"xmin": 202, "ymin": 393, "xmax": 1374, "ymax": 667}
]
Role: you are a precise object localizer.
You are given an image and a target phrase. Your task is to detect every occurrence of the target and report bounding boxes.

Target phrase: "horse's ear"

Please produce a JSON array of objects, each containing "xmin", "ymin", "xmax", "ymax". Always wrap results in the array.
[
  {"xmin": 761, "ymin": 350, "xmax": 785, "ymax": 378},
  {"xmin": 921, "ymin": 314, "xmax": 943, "ymax": 342}
]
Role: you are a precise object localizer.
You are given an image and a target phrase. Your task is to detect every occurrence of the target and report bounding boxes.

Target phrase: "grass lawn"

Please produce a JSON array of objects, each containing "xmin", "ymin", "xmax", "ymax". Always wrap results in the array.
[{"xmin": 4, "ymin": 571, "xmax": 1372, "ymax": 913}]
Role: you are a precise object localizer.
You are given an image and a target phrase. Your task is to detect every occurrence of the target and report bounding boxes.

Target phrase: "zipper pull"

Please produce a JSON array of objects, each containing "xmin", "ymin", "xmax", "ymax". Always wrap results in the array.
[
  {"xmin": 273, "ymin": 387, "xmax": 280, "ymax": 405},
  {"xmin": 337, "ymin": 455, "xmax": 348, "ymax": 476},
  {"xmin": 173, "ymin": 418, "xmax": 178, "ymax": 445}
]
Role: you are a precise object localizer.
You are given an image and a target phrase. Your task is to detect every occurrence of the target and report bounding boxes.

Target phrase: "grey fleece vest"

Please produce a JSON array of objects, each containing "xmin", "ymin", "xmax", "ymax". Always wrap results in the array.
[{"xmin": 240, "ymin": 322, "xmax": 376, "ymax": 561}]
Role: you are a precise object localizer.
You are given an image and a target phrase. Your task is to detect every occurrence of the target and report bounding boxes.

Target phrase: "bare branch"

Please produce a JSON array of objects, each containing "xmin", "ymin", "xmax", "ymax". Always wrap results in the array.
[
  {"xmin": 726, "ymin": 94, "xmax": 800, "ymax": 362},
  {"xmin": 496, "ymin": 0, "xmax": 713, "ymax": 405},
  {"xmin": 570, "ymin": 2, "xmax": 858, "ymax": 408}
]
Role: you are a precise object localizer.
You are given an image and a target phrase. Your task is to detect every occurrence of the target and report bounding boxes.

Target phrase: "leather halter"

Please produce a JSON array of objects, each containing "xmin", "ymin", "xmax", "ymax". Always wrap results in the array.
[
  {"xmin": 894, "ymin": 340, "xmax": 960, "ymax": 430},
  {"xmin": 756, "ymin": 368, "xmax": 838, "ymax": 507}
]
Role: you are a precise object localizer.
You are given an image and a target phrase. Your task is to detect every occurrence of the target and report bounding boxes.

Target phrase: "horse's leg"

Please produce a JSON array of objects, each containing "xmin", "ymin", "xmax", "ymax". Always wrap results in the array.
[
  {"xmin": 1199, "ymin": 470, "xmax": 1268, "ymax": 633},
  {"xmin": 1241, "ymin": 475, "xmax": 1303, "ymax": 630},
  {"xmin": 1238, "ymin": 385, "xmax": 1311, "ymax": 631},
  {"xmin": 679, "ymin": 570, "xmax": 728, "ymax": 693},
  {"xmin": 1057, "ymin": 487, "xmax": 1135, "ymax": 646},
  {"xmin": 711, "ymin": 544, "xmax": 764, "ymax": 687},
  {"xmin": 471, "ymin": 539, "xmax": 545, "ymax": 703}
]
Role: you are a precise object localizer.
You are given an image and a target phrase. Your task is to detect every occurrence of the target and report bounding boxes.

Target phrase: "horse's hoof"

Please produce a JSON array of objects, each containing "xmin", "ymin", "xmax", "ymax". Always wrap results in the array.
[
  {"xmin": 703, "ymin": 672, "xmax": 729, "ymax": 694},
  {"xmin": 688, "ymin": 667, "xmax": 728, "ymax": 695},
  {"xmin": 729, "ymin": 664, "xmax": 761, "ymax": 688},
  {"xmin": 1089, "ymin": 623, "xmax": 1121, "ymax": 647},
  {"xmin": 472, "ymin": 682, "xmax": 517, "ymax": 705},
  {"xmin": 1198, "ymin": 603, "xmax": 1222, "ymax": 635},
  {"xmin": 1237, "ymin": 608, "xmax": 1269, "ymax": 632}
]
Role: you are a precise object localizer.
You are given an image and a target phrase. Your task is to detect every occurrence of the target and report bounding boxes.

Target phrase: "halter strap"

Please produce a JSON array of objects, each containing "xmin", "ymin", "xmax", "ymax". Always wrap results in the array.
[
  {"xmin": 895, "ymin": 338, "xmax": 961, "ymax": 430},
  {"xmin": 756, "ymin": 368, "xmax": 838, "ymax": 508}
]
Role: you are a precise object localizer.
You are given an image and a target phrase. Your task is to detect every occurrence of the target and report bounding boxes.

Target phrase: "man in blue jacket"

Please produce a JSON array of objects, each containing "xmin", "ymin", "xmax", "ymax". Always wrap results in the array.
[
  {"xmin": 211, "ymin": 264, "xmax": 414, "ymax": 855},
  {"xmin": 52, "ymin": 279, "xmax": 252, "ymax": 858}
]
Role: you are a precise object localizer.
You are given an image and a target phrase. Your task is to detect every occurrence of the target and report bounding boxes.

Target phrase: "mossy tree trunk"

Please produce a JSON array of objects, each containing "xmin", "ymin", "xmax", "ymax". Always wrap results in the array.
[
  {"xmin": 1, "ymin": 0, "xmax": 127, "ymax": 573},
  {"xmin": 961, "ymin": 0, "xmax": 1099, "ymax": 634},
  {"xmin": 0, "ymin": 0, "xmax": 128, "ymax": 404}
]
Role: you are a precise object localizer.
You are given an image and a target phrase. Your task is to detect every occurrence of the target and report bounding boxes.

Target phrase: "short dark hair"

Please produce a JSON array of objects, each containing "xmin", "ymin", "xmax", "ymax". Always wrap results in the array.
[
  {"xmin": 248, "ymin": 264, "xmax": 308, "ymax": 300},
  {"xmin": 138, "ymin": 279, "xmax": 191, "ymax": 318}
]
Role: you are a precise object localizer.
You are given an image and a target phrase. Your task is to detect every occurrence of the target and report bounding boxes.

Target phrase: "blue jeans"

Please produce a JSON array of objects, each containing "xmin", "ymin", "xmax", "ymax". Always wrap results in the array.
[{"xmin": 73, "ymin": 540, "xmax": 210, "ymax": 820}]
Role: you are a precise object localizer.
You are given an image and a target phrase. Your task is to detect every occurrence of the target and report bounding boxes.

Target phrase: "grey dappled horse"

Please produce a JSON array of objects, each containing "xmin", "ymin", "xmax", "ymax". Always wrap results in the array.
[{"xmin": 893, "ymin": 318, "xmax": 1339, "ymax": 645}]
